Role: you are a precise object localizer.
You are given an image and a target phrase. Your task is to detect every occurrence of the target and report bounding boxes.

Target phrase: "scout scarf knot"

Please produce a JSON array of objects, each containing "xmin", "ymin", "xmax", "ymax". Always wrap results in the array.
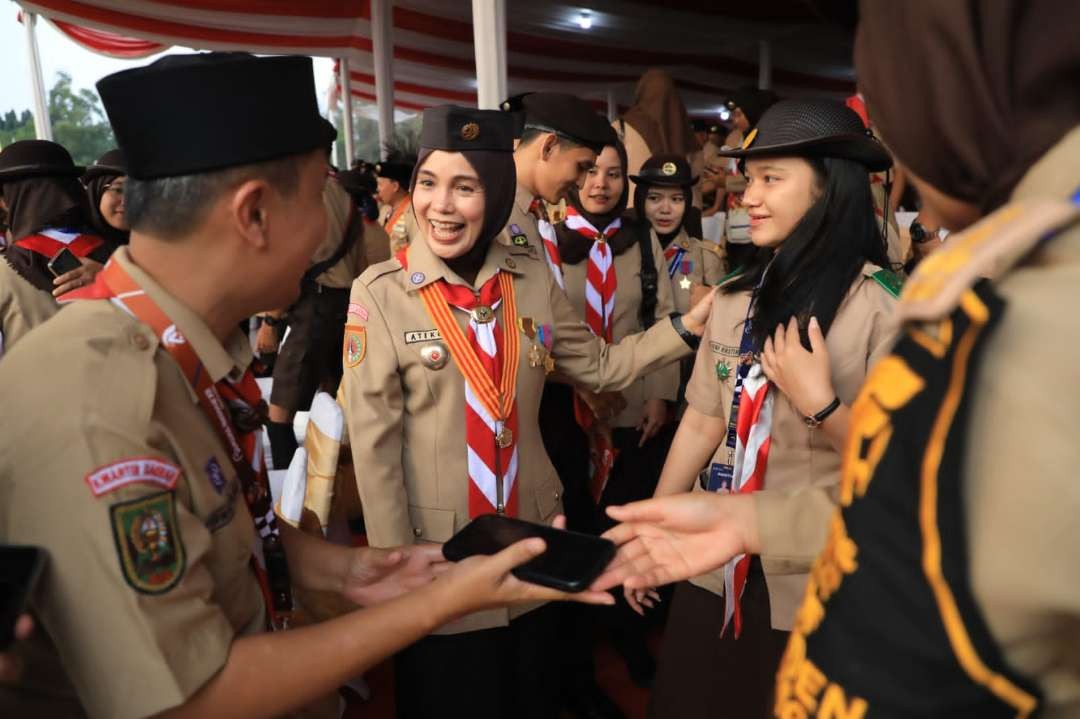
[
  {"xmin": 529, "ymin": 197, "xmax": 565, "ymax": 289},
  {"xmin": 65, "ymin": 259, "xmax": 293, "ymax": 630},
  {"xmin": 400, "ymin": 248, "xmax": 522, "ymax": 516}
]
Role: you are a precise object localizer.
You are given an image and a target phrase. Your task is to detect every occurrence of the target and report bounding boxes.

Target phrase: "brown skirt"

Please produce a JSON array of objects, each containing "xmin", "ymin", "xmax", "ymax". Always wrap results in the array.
[{"xmin": 649, "ymin": 561, "xmax": 789, "ymax": 719}]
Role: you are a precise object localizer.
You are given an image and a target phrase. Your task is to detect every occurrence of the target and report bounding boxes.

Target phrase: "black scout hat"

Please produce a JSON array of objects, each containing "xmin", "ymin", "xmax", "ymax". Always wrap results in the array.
[
  {"xmin": 725, "ymin": 87, "xmax": 779, "ymax": 128},
  {"xmin": 97, "ymin": 52, "xmax": 336, "ymax": 180},
  {"xmin": 521, "ymin": 92, "xmax": 616, "ymax": 153},
  {"xmin": 718, "ymin": 98, "xmax": 892, "ymax": 172},
  {"xmin": 629, "ymin": 153, "xmax": 698, "ymax": 187},
  {"xmin": 0, "ymin": 140, "xmax": 83, "ymax": 184},
  {"xmin": 499, "ymin": 92, "xmax": 533, "ymax": 139},
  {"xmin": 81, "ymin": 148, "xmax": 126, "ymax": 183},
  {"xmin": 419, "ymin": 105, "xmax": 515, "ymax": 152},
  {"xmin": 374, "ymin": 160, "xmax": 414, "ymax": 187}
]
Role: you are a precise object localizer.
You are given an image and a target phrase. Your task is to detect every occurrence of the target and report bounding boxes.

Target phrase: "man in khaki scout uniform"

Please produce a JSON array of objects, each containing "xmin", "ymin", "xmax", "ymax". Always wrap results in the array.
[
  {"xmin": 262, "ymin": 176, "xmax": 391, "ymax": 469},
  {"xmin": 374, "ymin": 154, "xmax": 417, "ymax": 253},
  {"xmin": 595, "ymin": 2, "xmax": 1080, "ymax": 717},
  {"xmin": 340, "ymin": 105, "xmax": 715, "ymax": 718},
  {"xmin": 0, "ymin": 53, "xmax": 610, "ymax": 719},
  {"xmin": 502, "ymin": 93, "xmax": 616, "ymax": 286}
]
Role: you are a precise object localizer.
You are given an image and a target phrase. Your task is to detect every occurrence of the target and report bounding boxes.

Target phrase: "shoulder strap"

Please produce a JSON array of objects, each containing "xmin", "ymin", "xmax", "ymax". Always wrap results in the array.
[
  {"xmin": 900, "ymin": 199, "xmax": 1080, "ymax": 322},
  {"xmin": 637, "ymin": 224, "xmax": 660, "ymax": 330},
  {"xmin": 303, "ymin": 202, "xmax": 362, "ymax": 285},
  {"xmin": 869, "ymin": 268, "xmax": 903, "ymax": 299}
]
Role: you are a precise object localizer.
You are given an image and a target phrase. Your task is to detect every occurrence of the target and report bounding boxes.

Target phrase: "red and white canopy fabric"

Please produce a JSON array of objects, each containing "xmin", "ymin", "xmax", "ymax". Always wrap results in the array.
[{"xmin": 18, "ymin": 0, "xmax": 855, "ymax": 117}]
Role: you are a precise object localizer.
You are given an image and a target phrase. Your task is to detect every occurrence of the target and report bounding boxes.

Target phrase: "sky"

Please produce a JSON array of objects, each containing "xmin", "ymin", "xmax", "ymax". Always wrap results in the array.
[{"xmin": 0, "ymin": 5, "xmax": 339, "ymax": 118}]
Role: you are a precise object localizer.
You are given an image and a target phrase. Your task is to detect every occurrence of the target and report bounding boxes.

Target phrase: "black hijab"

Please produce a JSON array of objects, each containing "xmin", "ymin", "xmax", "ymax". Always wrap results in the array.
[
  {"xmin": 83, "ymin": 149, "xmax": 129, "ymax": 246},
  {"xmin": 557, "ymin": 142, "xmax": 638, "ymax": 264}
]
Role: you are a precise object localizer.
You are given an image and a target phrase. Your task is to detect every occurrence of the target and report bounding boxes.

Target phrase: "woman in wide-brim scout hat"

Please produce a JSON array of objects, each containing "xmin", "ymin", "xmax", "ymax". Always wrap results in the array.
[
  {"xmin": 81, "ymin": 148, "xmax": 130, "ymax": 247},
  {"xmin": 640, "ymin": 98, "xmax": 902, "ymax": 718},
  {"xmin": 0, "ymin": 140, "xmax": 114, "ymax": 296},
  {"xmin": 338, "ymin": 104, "xmax": 716, "ymax": 718}
]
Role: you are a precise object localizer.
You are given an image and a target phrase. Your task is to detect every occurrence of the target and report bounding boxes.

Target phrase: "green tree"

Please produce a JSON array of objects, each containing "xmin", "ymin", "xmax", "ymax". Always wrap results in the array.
[{"xmin": 48, "ymin": 71, "xmax": 115, "ymax": 165}]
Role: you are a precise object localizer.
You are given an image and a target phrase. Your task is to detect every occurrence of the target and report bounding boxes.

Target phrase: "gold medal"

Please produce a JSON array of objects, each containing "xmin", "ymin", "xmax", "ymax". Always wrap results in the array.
[
  {"xmin": 543, "ymin": 355, "xmax": 556, "ymax": 374},
  {"xmin": 472, "ymin": 305, "xmax": 495, "ymax": 324},
  {"xmin": 496, "ymin": 426, "xmax": 513, "ymax": 449},
  {"xmin": 528, "ymin": 343, "xmax": 544, "ymax": 368}
]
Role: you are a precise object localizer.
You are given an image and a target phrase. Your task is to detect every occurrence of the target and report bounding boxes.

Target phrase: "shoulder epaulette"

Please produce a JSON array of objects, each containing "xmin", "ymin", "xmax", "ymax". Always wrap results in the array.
[
  {"xmin": 700, "ymin": 240, "xmax": 725, "ymax": 258},
  {"xmin": 868, "ymin": 268, "xmax": 903, "ymax": 299},
  {"xmin": 358, "ymin": 256, "xmax": 403, "ymax": 286},
  {"xmin": 900, "ymin": 199, "xmax": 1080, "ymax": 322}
]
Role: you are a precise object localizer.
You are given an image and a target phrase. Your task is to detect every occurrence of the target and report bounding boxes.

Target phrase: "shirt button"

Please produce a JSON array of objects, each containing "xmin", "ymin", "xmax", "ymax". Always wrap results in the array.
[
  {"xmin": 413, "ymin": 527, "xmax": 423, "ymax": 538},
  {"xmin": 131, "ymin": 332, "xmax": 150, "ymax": 350},
  {"xmin": 554, "ymin": 490, "xmax": 561, "ymax": 501}
]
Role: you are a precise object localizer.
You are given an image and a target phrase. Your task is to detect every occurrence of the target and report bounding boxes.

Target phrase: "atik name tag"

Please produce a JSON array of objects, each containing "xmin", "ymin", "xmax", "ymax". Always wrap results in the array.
[{"xmin": 404, "ymin": 329, "xmax": 443, "ymax": 344}]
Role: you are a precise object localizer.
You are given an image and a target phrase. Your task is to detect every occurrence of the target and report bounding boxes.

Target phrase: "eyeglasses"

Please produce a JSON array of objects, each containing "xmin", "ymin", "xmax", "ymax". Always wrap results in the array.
[
  {"xmin": 103, "ymin": 183, "xmax": 124, "ymax": 197},
  {"xmin": 910, "ymin": 220, "xmax": 940, "ymax": 244}
]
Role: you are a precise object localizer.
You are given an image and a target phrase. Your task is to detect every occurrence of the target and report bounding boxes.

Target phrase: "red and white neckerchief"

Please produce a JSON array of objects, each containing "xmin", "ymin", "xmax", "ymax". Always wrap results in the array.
[
  {"xmin": 564, "ymin": 206, "xmax": 621, "ymax": 342},
  {"xmin": 62, "ymin": 259, "xmax": 293, "ymax": 629},
  {"xmin": 399, "ymin": 249, "xmax": 522, "ymax": 517},
  {"xmin": 15, "ymin": 227, "xmax": 104, "ymax": 258},
  {"xmin": 529, "ymin": 198, "xmax": 565, "ymax": 289},
  {"xmin": 721, "ymin": 362, "xmax": 774, "ymax": 638}
]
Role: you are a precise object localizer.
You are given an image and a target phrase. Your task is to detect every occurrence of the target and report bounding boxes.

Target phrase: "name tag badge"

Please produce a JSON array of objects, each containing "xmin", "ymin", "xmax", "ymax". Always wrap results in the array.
[
  {"xmin": 707, "ymin": 463, "xmax": 734, "ymax": 493},
  {"xmin": 404, "ymin": 329, "xmax": 443, "ymax": 344}
]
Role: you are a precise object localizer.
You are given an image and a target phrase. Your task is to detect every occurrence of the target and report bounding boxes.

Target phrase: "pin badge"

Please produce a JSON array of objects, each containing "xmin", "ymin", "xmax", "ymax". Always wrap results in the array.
[
  {"xmin": 662, "ymin": 162, "xmax": 677, "ymax": 176},
  {"xmin": 461, "ymin": 122, "xmax": 480, "ymax": 141},
  {"xmin": 420, "ymin": 342, "xmax": 449, "ymax": 370},
  {"xmin": 410, "ymin": 272, "xmax": 426, "ymax": 285},
  {"xmin": 472, "ymin": 305, "xmax": 495, "ymax": 324}
]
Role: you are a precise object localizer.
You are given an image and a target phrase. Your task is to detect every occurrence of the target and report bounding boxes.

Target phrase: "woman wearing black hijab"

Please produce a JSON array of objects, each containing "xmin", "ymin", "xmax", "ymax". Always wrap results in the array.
[
  {"xmin": 0, "ymin": 140, "xmax": 113, "ymax": 297},
  {"xmin": 338, "ymin": 105, "xmax": 715, "ymax": 719},
  {"xmin": 82, "ymin": 148, "xmax": 130, "ymax": 246}
]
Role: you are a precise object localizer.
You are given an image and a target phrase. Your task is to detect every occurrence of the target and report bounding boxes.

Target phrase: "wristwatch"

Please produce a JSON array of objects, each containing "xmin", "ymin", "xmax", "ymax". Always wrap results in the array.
[
  {"xmin": 670, "ymin": 314, "xmax": 700, "ymax": 350},
  {"xmin": 803, "ymin": 397, "xmax": 841, "ymax": 428}
]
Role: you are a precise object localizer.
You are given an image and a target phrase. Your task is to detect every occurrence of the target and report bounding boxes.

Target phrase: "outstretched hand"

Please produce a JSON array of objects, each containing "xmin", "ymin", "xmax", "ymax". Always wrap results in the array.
[
  {"xmin": 590, "ymin": 493, "xmax": 758, "ymax": 596},
  {"xmin": 342, "ymin": 544, "xmax": 448, "ymax": 606}
]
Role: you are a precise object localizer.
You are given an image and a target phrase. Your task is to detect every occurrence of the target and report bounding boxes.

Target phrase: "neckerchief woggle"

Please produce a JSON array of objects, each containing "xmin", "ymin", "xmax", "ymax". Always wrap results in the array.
[{"xmin": 68, "ymin": 259, "xmax": 294, "ymax": 629}]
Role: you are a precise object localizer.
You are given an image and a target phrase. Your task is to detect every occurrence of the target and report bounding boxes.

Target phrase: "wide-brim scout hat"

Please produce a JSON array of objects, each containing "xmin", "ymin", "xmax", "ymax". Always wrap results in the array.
[
  {"xmin": 717, "ymin": 98, "xmax": 892, "ymax": 172},
  {"xmin": 629, "ymin": 153, "xmax": 698, "ymax": 187},
  {"xmin": 97, "ymin": 53, "xmax": 337, "ymax": 180},
  {"xmin": 81, "ymin": 148, "xmax": 126, "ymax": 183},
  {"xmin": 0, "ymin": 140, "xmax": 83, "ymax": 184}
]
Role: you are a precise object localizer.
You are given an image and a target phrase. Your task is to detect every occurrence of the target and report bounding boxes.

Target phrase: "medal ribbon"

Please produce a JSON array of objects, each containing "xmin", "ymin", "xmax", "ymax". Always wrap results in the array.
[
  {"xmin": 80, "ymin": 259, "xmax": 293, "ymax": 629},
  {"xmin": 663, "ymin": 244, "xmax": 688, "ymax": 279},
  {"xmin": 400, "ymin": 249, "xmax": 521, "ymax": 515}
]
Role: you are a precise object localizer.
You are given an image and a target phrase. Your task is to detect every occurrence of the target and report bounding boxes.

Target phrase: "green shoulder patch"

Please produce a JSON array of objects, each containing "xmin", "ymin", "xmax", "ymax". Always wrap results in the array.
[
  {"xmin": 110, "ymin": 491, "xmax": 186, "ymax": 594},
  {"xmin": 870, "ymin": 268, "xmax": 903, "ymax": 299},
  {"xmin": 716, "ymin": 265, "xmax": 745, "ymax": 287}
]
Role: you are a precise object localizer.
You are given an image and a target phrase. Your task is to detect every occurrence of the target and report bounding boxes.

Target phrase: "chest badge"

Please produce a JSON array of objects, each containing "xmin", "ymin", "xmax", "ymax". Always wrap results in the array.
[
  {"xmin": 716, "ymin": 359, "xmax": 732, "ymax": 382},
  {"xmin": 420, "ymin": 341, "xmax": 450, "ymax": 370}
]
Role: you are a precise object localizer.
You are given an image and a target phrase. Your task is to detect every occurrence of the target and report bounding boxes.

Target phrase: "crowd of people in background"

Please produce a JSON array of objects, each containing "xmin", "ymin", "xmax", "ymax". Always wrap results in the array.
[{"xmin": 1, "ymin": 1, "xmax": 1078, "ymax": 718}]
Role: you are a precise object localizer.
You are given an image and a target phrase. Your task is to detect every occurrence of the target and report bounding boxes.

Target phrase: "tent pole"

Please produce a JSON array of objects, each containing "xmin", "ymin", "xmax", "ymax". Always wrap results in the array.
[
  {"xmin": 24, "ymin": 12, "xmax": 53, "ymax": 141},
  {"xmin": 758, "ymin": 40, "xmax": 772, "ymax": 90},
  {"xmin": 339, "ymin": 58, "xmax": 355, "ymax": 165},
  {"xmin": 471, "ymin": 0, "xmax": 507, "ymax": 109},
  {"xmin": 370, "ymin": 0, "xmax": 394, "ymax": 160}
]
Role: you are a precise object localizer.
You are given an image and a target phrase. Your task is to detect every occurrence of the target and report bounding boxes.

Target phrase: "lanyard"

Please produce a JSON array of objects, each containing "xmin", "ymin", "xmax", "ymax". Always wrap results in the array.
[
  {"xmin": 97, "ymin": 260, "xmax": 293, "ymax": 629},
  {"xmin": 706, "ymin": 292, "xmax": 759, "ymax": 492}
]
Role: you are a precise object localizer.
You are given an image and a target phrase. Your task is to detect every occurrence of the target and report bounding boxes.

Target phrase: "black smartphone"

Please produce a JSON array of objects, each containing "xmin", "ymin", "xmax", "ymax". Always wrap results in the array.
[
  {"xmin": 0, "ymin": 545, "xmax": 46, "ymax": 649},
  {"xmin": 47, "ymin": 247, "xmax": 81, "ymax": 277},
  {"xmin": 443, "ymin": 515, "xmax": 615, "ymax": 593}
]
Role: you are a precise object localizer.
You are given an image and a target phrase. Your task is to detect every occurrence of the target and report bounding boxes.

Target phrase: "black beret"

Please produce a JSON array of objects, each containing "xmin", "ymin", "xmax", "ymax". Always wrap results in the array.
[
  {"xmin": 419, "ymin": 105, "xmax": 514, "ymax": 152},
  {"xmin": 97, "ymin": 52, "xmax": 336, "ymax": 180},
  {"xmin": 0, "ymin": 140, "xmax": 82, "ymax": 183},
  {"xmin": 521, "ymin": 92, "xmax": 616, "ymax": 152}
]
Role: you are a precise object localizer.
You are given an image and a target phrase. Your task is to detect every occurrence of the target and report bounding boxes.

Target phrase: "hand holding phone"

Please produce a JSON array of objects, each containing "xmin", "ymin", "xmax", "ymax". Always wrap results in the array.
[
  {"xmin": 443, "ymin": 515, "xmax": 615, "ymax": 593},
  {"xmin": 47, "ymin": 248, "xmax": 82, "ymax": 278}
]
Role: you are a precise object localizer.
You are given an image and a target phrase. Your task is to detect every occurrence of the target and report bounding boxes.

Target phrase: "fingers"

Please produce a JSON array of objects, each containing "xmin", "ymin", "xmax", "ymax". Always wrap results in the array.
[
  {"xmin": 785, "ymin": 316, "xmax": 801, "ymax": 349},
  {"xmin": 551, "ymin": 514, "xmax": 567, "ymax": 531},
  {"xmin": 406, "ymin": 543, "xmax": 445, "ymax": 563},
  {"xmin": 605, "ymin": 498, "xmax": 668, "ymax": 524},
  {"xmin": 14, "ymin": 614, "xmax": 33, "ymax": 641},
  {"xmin": 624, "ymin": 586, "xmax": 645, "ymax": 615},
  {"xmin": 491, "ymin": 537, "xmax": 546, "ymax": 575},
  {"xmin": 807, "ymin": 316, "xmax": 825, "ymax": 354},
  {"xmin": 772, "ymin": 321, "xmax": 787, "ymax": 355}
]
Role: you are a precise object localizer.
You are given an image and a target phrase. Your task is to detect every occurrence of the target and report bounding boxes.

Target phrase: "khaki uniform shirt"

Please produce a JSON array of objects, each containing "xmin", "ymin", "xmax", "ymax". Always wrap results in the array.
[
  {"xmin": 314, "ymin": 180, "xmax": 392, "ymax": 289},
  {"xmin": 0, "ymin": 258, "xmax": 57, "ymax": 358},
  {"xmin": 959, "ymin": 127, "xmax": 1080, "ymax": 716},
  {"xmin": 560, "ymin": 231, "xmax": 679, "ymax": 428},
  {"xmin": 683, "ymin": 264, "xmax": 899, "ymax": 629},
  {"xmin": 340, "ymin": 233, "xmax": 689, "ymax": 634},
  {"xmin": 656, "ymin": 228, "xmax": 726, "ymax": 314},
  {"xmin": 502, "ymin": 184, "xmax": 544, "ymax": 249},
  {"xmin": 0, "ymin": 248, "xmax": 264, "ymax": 719}
]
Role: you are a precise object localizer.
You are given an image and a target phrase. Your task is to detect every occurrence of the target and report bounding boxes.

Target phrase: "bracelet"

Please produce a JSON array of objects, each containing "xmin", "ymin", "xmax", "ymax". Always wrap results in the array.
[
  {"xmin": 670, "ymin": 314, "xmax": 700, "ymax": 350},
  {"xmin": 803, "ymin": 397, "xmax": 841, "ymax": 428}
]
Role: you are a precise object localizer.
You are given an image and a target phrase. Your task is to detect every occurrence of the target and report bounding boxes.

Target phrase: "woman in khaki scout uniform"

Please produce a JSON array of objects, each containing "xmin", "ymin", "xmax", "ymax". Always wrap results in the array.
[
  {"xmin": 630, "ymin": 100, "xmax": 901, "ymax": 719},
  {"xmin": 81, "ymin": 148, "xmax": 130, "ymax": 246},
  {"xmin": 340, "ymin": 106, "xmax": 714, "ymax": 719},
  {"xmin": 547, "ymin": 141, "xmax": 680, "ymax": 707},
  {"xmin": 598, "ymin": 3, "xmax": 1080, "ymax": 716},
  {"xmin": 0, "ymin": 54, "xmax": 616, "ymax": 719}
]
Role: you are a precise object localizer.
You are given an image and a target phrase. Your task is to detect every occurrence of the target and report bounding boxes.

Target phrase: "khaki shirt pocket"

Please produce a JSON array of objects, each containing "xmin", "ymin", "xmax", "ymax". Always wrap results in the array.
[
  {"xmin": 532, "ymin": 474, "xmax": 564, "ymax": 523},
  {"xmin": 407, "ymin": 505, "xmax": 456, "ymax": 542}
]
